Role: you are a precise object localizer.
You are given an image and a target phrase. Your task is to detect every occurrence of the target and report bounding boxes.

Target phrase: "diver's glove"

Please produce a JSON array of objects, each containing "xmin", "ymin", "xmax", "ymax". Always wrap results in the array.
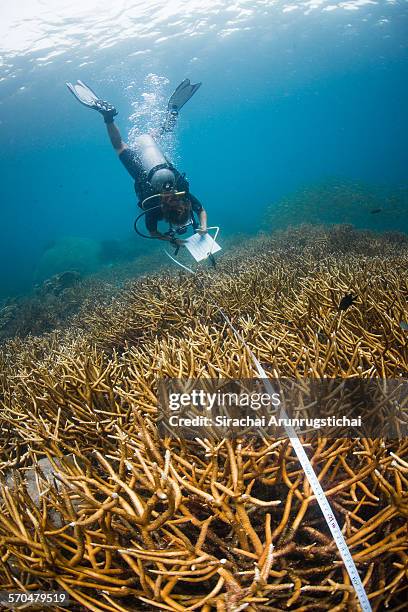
[
  {"xmin": 93, "ymin": 100, "xmax": 118, "ymax": 124},
  {"xmin": 66, "ymin": 81, "xmax": 118, "ymax": 123},
  {"xmin": 168, "ymin": 236, "xmax": 187, "ymax": 247}
]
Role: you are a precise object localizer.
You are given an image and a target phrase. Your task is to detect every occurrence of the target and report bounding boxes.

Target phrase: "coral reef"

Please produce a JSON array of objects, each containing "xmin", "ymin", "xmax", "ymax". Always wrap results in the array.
[
  {"xmin": 39, "ymin": 271, "xmax": 82, "ymax": 296},
  {"xmin": 263, "ymin": 180, "xmax": 408, "ymax": 233},
  {"xmin": 0, "ymin": 245, "xmax": 168, "ymax": 346},
  {"xmin": 0, "ymin": 276, "xmax": 117, "ymax": 344},
  {"xmin": 0, "ymin": 225, "xmax": 407, "ymax": 611}
]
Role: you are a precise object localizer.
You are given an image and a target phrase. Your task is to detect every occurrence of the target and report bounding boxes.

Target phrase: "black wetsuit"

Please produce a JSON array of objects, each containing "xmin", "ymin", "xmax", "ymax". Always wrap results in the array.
[{"xmin": 120, "ymin": 148, "xmax": 203, "ymax": 233}]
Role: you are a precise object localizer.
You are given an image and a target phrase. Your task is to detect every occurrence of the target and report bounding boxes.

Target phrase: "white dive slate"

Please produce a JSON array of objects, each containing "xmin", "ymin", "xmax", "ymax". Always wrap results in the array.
[{"xmin": 184, "ymin": 231, "xmax": 221, "ymax": 262}]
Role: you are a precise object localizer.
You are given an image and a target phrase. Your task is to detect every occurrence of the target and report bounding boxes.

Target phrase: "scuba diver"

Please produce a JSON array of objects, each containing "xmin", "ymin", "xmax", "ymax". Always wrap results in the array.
[{"xmin": 66, "ymin": 79, "xmax": 207, "ymax": 247}]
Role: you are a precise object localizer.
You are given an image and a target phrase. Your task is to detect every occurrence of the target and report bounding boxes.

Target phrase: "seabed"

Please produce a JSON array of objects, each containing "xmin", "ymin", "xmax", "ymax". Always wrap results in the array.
[{"xmin": 0, "ymin": 225, "xmax": 407, "ymax": 611}]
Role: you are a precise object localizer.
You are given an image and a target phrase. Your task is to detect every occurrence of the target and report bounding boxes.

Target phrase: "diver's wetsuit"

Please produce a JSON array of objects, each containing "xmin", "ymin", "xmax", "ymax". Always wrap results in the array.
[{"xmin": 119, "ymin": 148, "xmax": 203, "ymax": 234}]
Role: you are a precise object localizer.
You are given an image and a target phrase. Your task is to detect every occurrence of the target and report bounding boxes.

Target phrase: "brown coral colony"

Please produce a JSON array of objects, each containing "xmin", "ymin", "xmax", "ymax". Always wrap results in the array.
[{"xmin": 0, "ymin": 225, "xmax": 407, "ymax": 611}]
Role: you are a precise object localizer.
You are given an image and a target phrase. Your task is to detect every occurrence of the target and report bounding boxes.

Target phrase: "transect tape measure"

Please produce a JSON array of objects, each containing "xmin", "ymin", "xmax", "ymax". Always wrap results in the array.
[
  {"xmin": 167, "ymin": 255, "xmax": 372, "ymax": 611},
  {"xmin": 222, "ymin": 314, "xmax": 372, "ymax": 612}
]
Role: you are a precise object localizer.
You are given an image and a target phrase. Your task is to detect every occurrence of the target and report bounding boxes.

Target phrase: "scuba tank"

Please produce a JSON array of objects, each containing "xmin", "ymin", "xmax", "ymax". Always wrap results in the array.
[{"xmin": 133, "ymin": 134, "xmax": 176, "ymax": 193}]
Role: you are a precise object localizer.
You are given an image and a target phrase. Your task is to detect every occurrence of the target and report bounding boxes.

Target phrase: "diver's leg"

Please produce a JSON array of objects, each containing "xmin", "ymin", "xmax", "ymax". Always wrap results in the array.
[
  {"xmin": 106, "ymin": 121, "xmax": 127, "ymax": 154},
  {"xmin": 148, "ymin": 111, "xmax": 178, "ymax": 142},
  {"xmin": 160, "ymin": 111, "xmax": 178, "ymax": 136},
  {"xmin": 153, "ymin": 79, "xmax": 201, "ymax": 137}
]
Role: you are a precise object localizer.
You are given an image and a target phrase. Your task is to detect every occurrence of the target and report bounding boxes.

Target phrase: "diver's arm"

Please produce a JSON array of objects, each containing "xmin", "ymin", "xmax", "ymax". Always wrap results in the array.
[
  {"xmin": 197, "ymin": 209, "xmax": 208, "ymax": 234},
  {"xmin": 146, "ymin": 213, "xmax": 178, "ymax": 243},
  {"xmin": 149, "ymin": 231, "xmax": 185, "ymax": 246},
  {"xmin": 189, "ymin": 193, "xmax": 207, "ymax": 234},
  {"xmin": 150, "ymin": 231, "xmax": 169, "ymax": 241},
  {"xmin": 106, "ymin": 121, "xmax": 127, "ymax": 154}
]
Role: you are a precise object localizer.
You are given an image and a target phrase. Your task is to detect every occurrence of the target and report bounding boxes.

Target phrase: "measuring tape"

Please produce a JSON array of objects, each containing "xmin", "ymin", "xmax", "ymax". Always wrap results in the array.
[
  {"xmin": 223, "ymin": 315, "xmax": 372, "ymax": 612},
  {"xmin": 166, "ymin": 249, "xmax": 372, "ymax": 611},
  {"xmin": 253, "ymin": 359, "xmax": 371, "ymax": 611}
]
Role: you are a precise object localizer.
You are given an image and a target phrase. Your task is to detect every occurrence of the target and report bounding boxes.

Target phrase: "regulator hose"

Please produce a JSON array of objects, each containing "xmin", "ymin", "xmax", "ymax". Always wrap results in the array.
[{"xmin": 133, "ymin": 204, "xmax": 162, "ymax": 240}]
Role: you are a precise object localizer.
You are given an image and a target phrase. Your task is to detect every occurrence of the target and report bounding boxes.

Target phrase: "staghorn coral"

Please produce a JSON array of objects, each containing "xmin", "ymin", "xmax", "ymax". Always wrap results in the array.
[
  {"xmin": 0, "ymin": 278, "xmax": 118, "ymax": 345},
  {"xmin": 0, "ymin": 225, "xmax": 407, "ymax": 611}
]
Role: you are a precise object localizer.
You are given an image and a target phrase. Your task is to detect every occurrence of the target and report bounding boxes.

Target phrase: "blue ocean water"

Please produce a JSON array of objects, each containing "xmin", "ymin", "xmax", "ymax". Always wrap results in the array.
[{"xmin": 1, "ymin": 0, "xmax": 407, "ymax": 299}]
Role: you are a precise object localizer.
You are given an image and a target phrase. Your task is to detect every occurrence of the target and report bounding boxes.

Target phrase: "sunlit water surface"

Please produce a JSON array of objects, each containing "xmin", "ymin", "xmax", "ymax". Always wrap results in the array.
[{"xmin": 0, "ymin": 0, "xmax": 407, "ymax": 297}]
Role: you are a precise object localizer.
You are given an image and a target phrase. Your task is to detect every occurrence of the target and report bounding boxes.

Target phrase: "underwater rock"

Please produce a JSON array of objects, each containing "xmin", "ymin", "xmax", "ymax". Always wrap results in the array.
[
  {"xmin": 6, "ymin": 457, "xmax": 58, "ymax": 508},
  {"xmin": 6, "ymin": 456, "xmax": 83, "ymax": 528},
  {"xmin": 34, "ymin": 236, "xmax": 100, "ymax": 283},
  {"xmin": 37, "ymin": 270, "xmax": 81, "ymax": 296}
]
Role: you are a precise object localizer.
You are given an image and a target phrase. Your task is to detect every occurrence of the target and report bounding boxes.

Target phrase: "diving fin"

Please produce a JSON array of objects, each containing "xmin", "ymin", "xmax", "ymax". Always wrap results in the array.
[
  {"xmin": 66, "ymin": 80, "xmax": 100, "ymax": 108},
  {"xmin": 160, "ymin": 78, "xmax": 201, "ymax": 134},
  {"xmin": 167, "ymin": 78, "xmax": 202, "ymax": 113},
  {"xmin": 66, "ymin": 80, "xmax": 117, "ymax": 123}
]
